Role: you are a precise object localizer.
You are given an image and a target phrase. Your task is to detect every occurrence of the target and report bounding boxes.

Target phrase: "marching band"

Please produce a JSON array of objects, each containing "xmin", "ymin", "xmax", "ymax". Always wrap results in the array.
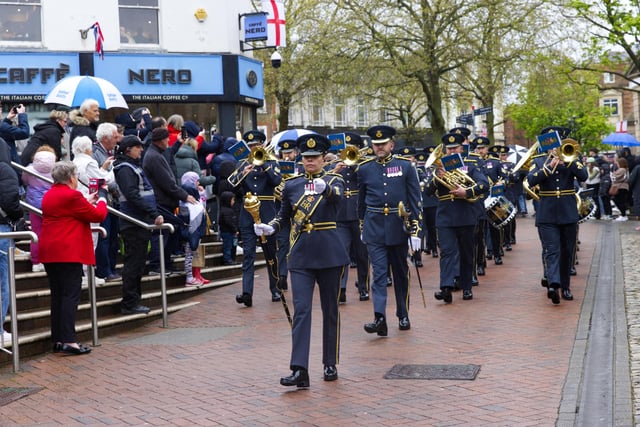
[{"xmin": 228, "ymin": 124, "xmax": 593, "ymax": 387}]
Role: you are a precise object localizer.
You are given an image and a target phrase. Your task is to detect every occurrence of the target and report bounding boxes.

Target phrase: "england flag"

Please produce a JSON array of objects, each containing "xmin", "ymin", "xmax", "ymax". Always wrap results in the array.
[{"xmin": 262, "ymin": 0, "xmax": 286, "ymax": 47}]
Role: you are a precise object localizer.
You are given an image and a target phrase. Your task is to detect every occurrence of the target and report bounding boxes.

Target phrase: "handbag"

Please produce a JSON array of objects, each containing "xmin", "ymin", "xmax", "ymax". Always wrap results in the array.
[{"xmin": 609, "ymin": 184, "xmax": 620, "ymax": 196}]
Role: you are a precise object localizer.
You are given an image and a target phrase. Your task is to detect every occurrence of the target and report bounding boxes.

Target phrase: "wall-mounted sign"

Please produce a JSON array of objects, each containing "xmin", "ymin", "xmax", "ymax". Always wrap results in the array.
[{"xmin": 243, "ymin": 12, "xmax": 268, "ymax": 42}]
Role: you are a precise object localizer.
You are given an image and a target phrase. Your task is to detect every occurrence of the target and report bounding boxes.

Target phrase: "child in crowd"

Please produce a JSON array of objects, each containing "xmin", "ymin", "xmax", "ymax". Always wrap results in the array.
[
  {"xmin": 218, "ymin": 191, "xmax": 239, "ymax": 265},
  {"xmin": 21, "ymin": 145, "xmax": 56, "ymax": 272},
  {"xmin": 180, "ymin": 172, "xmax": 209, "ymax": 286}
]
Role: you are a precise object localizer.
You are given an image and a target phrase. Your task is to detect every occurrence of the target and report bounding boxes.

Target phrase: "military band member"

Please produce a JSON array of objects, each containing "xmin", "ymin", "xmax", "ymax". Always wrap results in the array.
[
  {"xmin": 527, "ymin": 126, "xmax": 586, "ymax": 304},
  {"xmin": 275, "ymin": 138, "xmax": 303, "ymax": 291},
  {"xmin": 254, "ymin": 134, "xmax": 347, "ymax": 388},
  {"xmin": 418, "ymin": 146, "xmax": 439, "ymax": 257},
  {"xmin": 426, "ymin": 133, "xmax": 489, "ymax": 303},
  {"xmin": 475, "ymin": 137, "xmax": 509, "ymax": 266},
  {"xmin": 493, "ymin": 145, "xmax": 517, "ymax": 248},
  {"xmin": 331, "ymin": 132, "xmax": 371, "ymax": 302},
  {"xmin": 395, "ymin": 146, "xmax": 425, "ymax": 268},
  {"xmin": 230, "ymin": 130, "xmax": 283, "ymax": 307},
  {"xmin": 358, "ymin": 125, "xmax": 422, "ymax": 336}
]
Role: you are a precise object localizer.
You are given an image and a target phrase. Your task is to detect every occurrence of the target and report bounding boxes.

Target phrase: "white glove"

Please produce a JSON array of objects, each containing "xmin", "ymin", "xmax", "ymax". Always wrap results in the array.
[
  {"xmin": 409, "ymin": 236, "xmax": 421, "ymax": 251},
  {"xmin": 313, "ymin": 178, "xmax": 326, "ymax": 194},
  {"xmin": 254, "ymin": 223, "xmax": 275, "ymax": 236}
]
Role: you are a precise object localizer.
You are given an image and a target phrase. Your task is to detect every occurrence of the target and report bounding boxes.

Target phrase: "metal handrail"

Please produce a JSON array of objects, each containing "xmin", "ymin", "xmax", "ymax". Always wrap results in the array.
[
  {"xmin": 0, "ymin": 230, "xmax": 37, "ymax": 372},
  {"xmin": 13, "ymin": 161, "xmax": 176, "ymax": 334}
]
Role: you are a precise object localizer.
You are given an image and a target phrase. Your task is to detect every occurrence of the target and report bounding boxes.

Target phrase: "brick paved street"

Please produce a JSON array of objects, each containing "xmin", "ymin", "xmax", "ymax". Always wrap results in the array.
[{"xmin": 0, "ymin": 217, "xmax": 602, "ymax": 425}]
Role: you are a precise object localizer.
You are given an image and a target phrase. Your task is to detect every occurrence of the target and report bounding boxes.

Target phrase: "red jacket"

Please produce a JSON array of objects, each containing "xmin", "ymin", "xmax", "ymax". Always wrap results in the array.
[{"xmin": 39, "ymin": 183, "xmax": 108, "ymax": 265}]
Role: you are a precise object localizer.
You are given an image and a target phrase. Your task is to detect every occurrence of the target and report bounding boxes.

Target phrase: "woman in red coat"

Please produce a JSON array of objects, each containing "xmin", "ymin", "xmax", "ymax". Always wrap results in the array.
[{"xmin": 40, "ymin": 161, "xmax": 108, "ymax": 355}]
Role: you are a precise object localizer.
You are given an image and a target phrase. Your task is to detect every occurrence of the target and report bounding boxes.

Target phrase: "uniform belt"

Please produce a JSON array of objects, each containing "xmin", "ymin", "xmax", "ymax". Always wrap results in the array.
[
  {"xmin": 303, "ymin": 221, "xmax": 337, "ymax": 233},
  {"xmin": 345, "ymin": 189, "xmax": 359, "ymax": 197},
  {"xmin": 367, "ymin": 206, "xmax": 399, "ymax": 215},
  {"xmin": 538, "ymin": 190, "xmax": 576, "ymax": 198},
  {"xmin": 257, "ymin": 196, "xmax": 275, "ymax": 201}
]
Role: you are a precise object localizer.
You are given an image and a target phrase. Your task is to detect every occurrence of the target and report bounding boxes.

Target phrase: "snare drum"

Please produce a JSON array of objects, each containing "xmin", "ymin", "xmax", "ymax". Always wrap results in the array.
[
  {"xmin": 577, "ymin": 193, "xmax": 597, "ymax": 224},
  {"xmin": 484, "ymin": 195, "xmax": 516, "ymax": 229}
]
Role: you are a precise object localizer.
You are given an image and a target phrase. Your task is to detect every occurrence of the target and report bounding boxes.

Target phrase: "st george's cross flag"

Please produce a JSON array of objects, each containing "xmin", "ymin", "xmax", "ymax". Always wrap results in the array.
[{"xmin": 262, "ymin": 0, "xmax": 286, "ymax": 47}]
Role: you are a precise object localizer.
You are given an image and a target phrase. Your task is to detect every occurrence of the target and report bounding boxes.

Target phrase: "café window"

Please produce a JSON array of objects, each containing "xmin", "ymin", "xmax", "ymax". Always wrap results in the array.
[
  {"xmin": 119, "ymin": 0, "xmax": 159, "ymax": 44},
  {"xmin": 0, "ymin": 1, "xmax": 41, "ymax": 42}
]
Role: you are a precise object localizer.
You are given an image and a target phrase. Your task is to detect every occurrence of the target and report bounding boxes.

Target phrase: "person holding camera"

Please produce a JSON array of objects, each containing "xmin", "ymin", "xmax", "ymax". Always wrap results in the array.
[{"xmin": 0, "ymin": 103, "xmax": 29, "ymax": 165}]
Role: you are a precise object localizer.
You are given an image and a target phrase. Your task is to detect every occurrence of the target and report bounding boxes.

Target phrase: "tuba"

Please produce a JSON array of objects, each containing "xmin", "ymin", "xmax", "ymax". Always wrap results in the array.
[
  {"xmin": 425, "ymin": 144, "xmax": 479, "ymax": 202},
  {"xmin": 512, "ymin": 142, "xmax": 540, "ymax": 174}
]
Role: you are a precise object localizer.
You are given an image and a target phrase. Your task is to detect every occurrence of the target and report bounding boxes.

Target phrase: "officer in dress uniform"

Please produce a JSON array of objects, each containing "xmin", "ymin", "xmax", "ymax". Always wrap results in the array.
[
  {"xmin": 358, "ymin": 125, "xmax": 422, "ymax": 336},
  {"xmin": 274, "ymin": 138, "xmax": 304, "ymax": 291},
  {"xmin": 425, "ymin": 133, "xmax": 489, "ymax": 303},
  {"xmin": 331, "ymin": 132, "xmax": 371, "ymax": 302},
  {"xmin": 254, "ymin": 134, "xmax": 347, "ymax": 388},
  {"xmin": 527, "ymin": 126, "xmax": 586, "ymax": 304},
  {"xmin": 230, "ymin": 130, "xmax": 283, "ymax": 307},
  {"xmin": 475, "ymin": 137, "xmax": 509, "ymax": 266},
  {"xmin": 418, "ymin": 146, "xmax": 439, "ymax": 257}
]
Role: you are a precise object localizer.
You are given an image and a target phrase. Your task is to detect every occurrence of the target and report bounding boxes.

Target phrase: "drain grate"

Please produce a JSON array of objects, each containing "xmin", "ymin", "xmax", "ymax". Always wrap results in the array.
[
  {"xmin": 384, "ymin": 364, "xmax": 480, "ymax": 380},
  {"xmin": 0, "ymin": 387, "xmax": 42, "ymax": 407}
]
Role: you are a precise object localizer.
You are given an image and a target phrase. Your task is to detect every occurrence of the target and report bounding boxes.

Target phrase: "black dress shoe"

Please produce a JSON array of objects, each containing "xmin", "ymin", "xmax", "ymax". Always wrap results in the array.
[
  {"xmin": 399, "ymin": 317, "xmax": 411, "ymax": 330},
  {"xmin": 349, "ymin": 261, "xmax": 357, "ymax": 268},
  {"xmin": 562, "ymin": 289, "xmax": 574, "ymax": 300},
  {"xmin": 486, "ymin": 253, "xmax": 493, "ymax": 260},
  {"xmin": 60, "ymin": 343, "xmax": 91, "ymax": 356},
  {"xmin": 541, "ymin": 277, "xmax": 548, "ymax": 288},
  {"xmin": 477, "ymin": 266, "xmax": 485, "ymax": 276},
  {"xmin": 339, "ymin": 289, "xmax": 346, "ymax": 303},
  {"xmin": 280, "ymin": 368, "xmax": 310, "ymax": 387},
  {"xmin": 494, "ymin": 256, "xmax": 503, "ymax": 265},
  {"xmin": 434, "ymin": 287, "xmax": 452, "ymax": 303},
  {"xmin": 121, "ymin": 304, "xmax": 150, "ymax": 315},
  {"xmin": 364, "ymin": 316, "xmax": 388, "ymax": 336},
  {"xmin": 236, "ymin": 292, "xmax": 252, "ymax": 307},
  {"xmin": 547, "ymin": 287, "xmax": 560, "ymax": 305},
  {"xmin": 471, "ymin": 276, "xmax": 479, "ymax": 286},
  {"xmin": 359, "ymin": 290, "xmax": 369, "ymax": 301},
  {"xmin": 569, "ymin": 267, "xmax": 577, "ymax": 276},
  {"xmin": 323, "ymin": 365, "xmax": 338, "ymax": 381},
  {"xmin": 386, "ymin": 276, "xmax": 392, "ymax": 287},
  {"xmin": 505, "ymin": 243, "xmax": 512, "ymax": 251},
  {"xmin": 424, "ymin": 249, "xmax": 431, "ymax": 255},
  {"xmin": 415, "ymin": 259, "xmax": 423, "ymax": 267},
  {"xmin": 272, "ymin": 291, "xmax": 282, "ymax": 302},
  {"xmin": 463, "ymin": 290, "xmax": 473, "ymax": 300},
  {"xmin": 53, "ymin": 342, "xmax": 62, "ymax": 353},
  {"xmin": 432, "ymin": 249, "xmax": 439, "ymax": 258}
]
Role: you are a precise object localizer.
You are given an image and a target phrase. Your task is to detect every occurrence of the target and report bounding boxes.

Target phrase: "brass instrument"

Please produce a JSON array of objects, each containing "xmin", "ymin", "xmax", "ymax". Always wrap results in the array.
[
  {"xmin": 425, "ymin": 144, "xmax": 479, "ymax": 202},
  {"xmin": 544, "ymin": 138, "xmax": 580, "ymax": 173},
  {"xmin": 523, "ymin": 178, "xmax": 540, "ymax": 201},
  {"xmin": 327, "ymin": 145, "xmax": 368, "ymax": 167},
  {"xmin": 512, "ymin": 142, "xmax": 540, "ymax": 173},
  {"xmin": 243, "ymin": 192, "xmax": 266, "ymax": 244},
  {"xmin": 228, "ymin": 145, "xmax": 279, "ymax": 187}
]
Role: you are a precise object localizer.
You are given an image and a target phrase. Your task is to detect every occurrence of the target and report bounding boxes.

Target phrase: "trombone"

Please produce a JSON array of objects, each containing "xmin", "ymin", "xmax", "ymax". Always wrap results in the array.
[{"xmin": 544, "ymin": 138, "xmax": 580, "ymax": 173}]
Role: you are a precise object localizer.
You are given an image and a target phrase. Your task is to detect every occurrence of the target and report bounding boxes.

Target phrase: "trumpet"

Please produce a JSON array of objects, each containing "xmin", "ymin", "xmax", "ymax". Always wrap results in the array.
[
  {"xmin": 327, "ymin": 145, "xmax": 368, "ymax": 167},
  {"xmin": 228, "ymin": 145, "xmax": 279, "ymax": 187},
  {"xmin": 544, "ymin": 138, "xmax": 580, "ymax": 173},
  {"xmin": 425, "ymin": 143, "xmax": 479, "ymax": 202}
]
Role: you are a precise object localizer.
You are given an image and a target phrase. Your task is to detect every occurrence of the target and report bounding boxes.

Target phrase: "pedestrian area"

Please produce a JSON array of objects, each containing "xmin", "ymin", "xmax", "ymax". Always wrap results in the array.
[{"xmin": 0, "ymin": 217, "xmax": 637, "ymax": 426}]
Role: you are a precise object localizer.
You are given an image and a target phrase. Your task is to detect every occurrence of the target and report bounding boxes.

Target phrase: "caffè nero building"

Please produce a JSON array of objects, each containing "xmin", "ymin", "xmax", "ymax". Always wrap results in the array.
[{"xmin": 0, "ymin": 0, "xmax": 263, "ymax": 139}]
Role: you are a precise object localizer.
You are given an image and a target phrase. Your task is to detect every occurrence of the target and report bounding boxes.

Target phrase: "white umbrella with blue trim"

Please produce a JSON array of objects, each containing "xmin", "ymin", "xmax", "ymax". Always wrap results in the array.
[
  {"xmin": 267, "ymin": 129, "xmax": 318, "ymax": 154},
  {"xmin": 44, "ymin": 75, "xmax": 128, "ymax": 110}
]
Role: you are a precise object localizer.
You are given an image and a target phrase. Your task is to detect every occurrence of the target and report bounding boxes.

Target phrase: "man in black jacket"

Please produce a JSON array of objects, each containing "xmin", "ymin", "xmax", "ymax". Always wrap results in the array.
[
  {"xmin": 0, "ymin": 137, "xmax": 24, "ymax": 344},
  {"xmin": 114, "ymin": 135, "xmax": 164, "ymax": 314},
  {"xmin": 142, "ymin": 128, "xmax": 196, "ymax": 275}
]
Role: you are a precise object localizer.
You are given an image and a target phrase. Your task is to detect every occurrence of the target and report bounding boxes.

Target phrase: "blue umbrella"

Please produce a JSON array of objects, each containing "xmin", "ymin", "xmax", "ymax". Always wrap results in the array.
[{"xmin": 602, "ymin": 132, "xmax": 640, "ymax": 147}]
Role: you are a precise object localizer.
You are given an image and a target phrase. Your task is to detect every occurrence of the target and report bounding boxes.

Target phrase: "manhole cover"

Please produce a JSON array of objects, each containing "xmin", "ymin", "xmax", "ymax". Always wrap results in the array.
[
  {"xmin": 384, "ymin": 364, "xmax": 480, "ymax": 380},
  {"xmin": 0, "ymin": 387, "xmax": 42, "ymax": 407}
]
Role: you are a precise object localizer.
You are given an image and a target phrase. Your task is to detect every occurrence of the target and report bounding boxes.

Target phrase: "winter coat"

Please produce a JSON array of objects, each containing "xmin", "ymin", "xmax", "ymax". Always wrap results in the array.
[
  {"xmin": 142, "ymin": 142, "xmax": 188, "ymax": 210},
  {"xmin": 174, "ymin": 144, "xmax": 215, "ymax": 186},
  {"xmin": 69, "ymin": 109, "xmax": 98, "ymax": 144},
  {"xmin": 22, "ymin": 150, "xmax": 56, "ymax": 209},
  {"xmin": 21, "ymin": 119, "xmax": 64, "ymax": 164},
  {"xmin": 218, "ymin": 191, "xmax": 238, "ymax": 233},
  {"xmin": 0, "ymin": 138, "xmax": 22, "ymax": 225}
]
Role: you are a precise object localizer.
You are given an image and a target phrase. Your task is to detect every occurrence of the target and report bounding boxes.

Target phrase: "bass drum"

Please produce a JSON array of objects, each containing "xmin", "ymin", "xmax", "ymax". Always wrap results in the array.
[
  {"xmin": 577, "ymin": 193, "xmax": 597, "ymax": 224},
  {"xmin": 484, "ymin": 195, "xmax": 516, "ymax": 229}
]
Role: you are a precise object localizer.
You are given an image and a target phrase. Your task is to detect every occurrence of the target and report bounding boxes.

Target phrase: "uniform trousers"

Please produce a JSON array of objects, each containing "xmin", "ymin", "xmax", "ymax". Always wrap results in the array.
[
  {"xmin": 537, "ymin": 222, "xmax": 577, "ymax": 289},
  {"xmin": 438, "ymin": 225, "xmax": 475, "ymax": 291},
  {"xmin": 488, "ymin": 223, "xmax": 502, "ymax": 256},
  {"xmin": 474, "ymin": 218, "xmax": 487, "ymax": 267},
  {"xmin": 95, "ymin": 211, "xmax": 120, "ymax": 278},
  {"xmin": 366, "ymin": 242, "xmax": 410, "ymax": 319},
  {"xmin": 121, "ymin": 227, "xmax": 151, "ymax": 309},
  {"xmin": 44, "ymin": 262, "xmax": 83, "ymax": 344},
  {"xmin": 337, "ymin": 221, "xmax": 369, "ymax": 292},
  {"xmin": 276, "ymin": 224, "xmax": 290, "ymax": 277},
  {"xmin": 289, "ymin": 266, "xmax": 342, "ymax": 370},
  {"xmin": 423, "ymin": 206, "xmax": 438, "ymax": 252},
  {"xmin": 240, "ymin": 223, "xmax": 278, "ymax": 296}
]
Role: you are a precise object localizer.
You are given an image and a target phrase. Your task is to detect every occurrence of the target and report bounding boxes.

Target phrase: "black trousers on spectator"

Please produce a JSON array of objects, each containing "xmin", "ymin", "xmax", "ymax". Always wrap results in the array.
[
  {"xmin": 122, "ymin": 227, "xmax": 152, "ymax": 309},
  {"xmin": 45, "ymin": 262, "xmax": 83, "ymax": 344}
]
